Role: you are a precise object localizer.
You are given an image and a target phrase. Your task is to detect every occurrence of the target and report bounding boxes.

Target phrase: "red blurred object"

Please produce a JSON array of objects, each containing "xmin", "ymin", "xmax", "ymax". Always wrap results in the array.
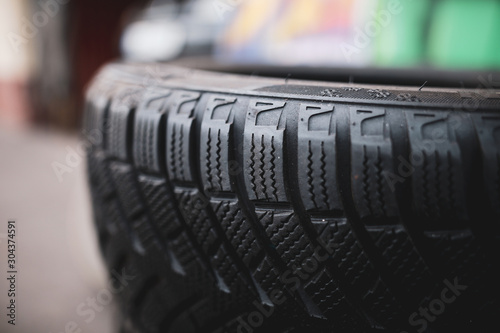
[{"xmin": 71, "ymin": 0, "xmax": 148, "ymax": 108}]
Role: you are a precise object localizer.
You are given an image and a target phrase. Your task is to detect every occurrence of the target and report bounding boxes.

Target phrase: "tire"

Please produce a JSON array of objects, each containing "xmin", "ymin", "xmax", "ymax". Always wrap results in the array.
[{"xmin": 85, "ymin": 62, "xmax": 500, "ymax": 333}]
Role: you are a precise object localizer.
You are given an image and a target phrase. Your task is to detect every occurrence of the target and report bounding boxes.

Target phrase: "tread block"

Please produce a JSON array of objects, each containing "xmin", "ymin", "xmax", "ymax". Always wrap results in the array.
[
  {"xmin": 297, "ymin": 103, "xmax": 343, "ymax": 213},
  {"xmin": 83, "ymin": 93, "xmax": 109, "ymax": 148},
  {"xmin": 170, "ymin": 231, "xmax": 201, "ymax": 272},
  {"xmin": 174, "ymin": 189, "xmax": 239, "ymax": 293},
  {"xmin": 406, "ymin": 111, "xmax": 468, "ymax": 226},
  {"xmin": 313, "ymin": 218, "xmax": 403, "ymax": 326},
  {"xmin": 166, "ymin": 91, "xmax": 200, "ymax": 182},
  {"xmin": 257, "ymin": 209, "xmax": 314, "ymax": 266},
  {"xmin": 211, "ymin": 200, "xmax": 276, "ymax": 305},
  {"xmin": 244, "ymin": 99, "xmax": 288, "ymax": 202},
  {"xmin": 211, "ymin": 201, "xmax": 248, "ymax": 278},
  {"xmin": 134, "ymin": 111, "xmax": 164, "ymax": 172},
  {"xmin": 212, "ymin": 200, "xmax": 259, "ymax": 268},
  {"xmin": 305, "ymin": 268, "xmax": 365, "ymax": 331},
  {"xmin": 137, "ymin": 175, "xmax": 191, "ymax": 276},
  {"xmin": 252, "ymin": 256, "xmax": 283, "ymax": 298},
  {"xmin": 137, "ymin": 175, "xmax": 183, "ymax": 240},
  {"xmin": 350, "ymin": 107, "xmax": 399, "ymax": 222},
  {"xmin": 133, "ymin": 90, "xmax": 172, "ymax": 173},
  {"xmin": 200, "ymin": 95, "xmax": 237, "ymax": 193},
  {"xmin": 256, "ymin": 209, "xmax": 327, "ymax": 317},
  {"xmin": 109, "ymin": 163, "xmax": 145, "ymax": 220},
  {"xmin": 366, "ymin": 225, "xmax": 434, "ymax": 298},
  {"xmin": 107, "ymin": 90, "xmax": 140, "ymax": 160},
  {"xmin": 87, "ymin": 150, "xmax": 114, "ymax": 201}
]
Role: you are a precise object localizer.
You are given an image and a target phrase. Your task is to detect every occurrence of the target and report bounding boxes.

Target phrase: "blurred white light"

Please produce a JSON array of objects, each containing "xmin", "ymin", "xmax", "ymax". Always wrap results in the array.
[{"xmin": 121, "ymin": 20, "xmax": 186, "ymax": 61}]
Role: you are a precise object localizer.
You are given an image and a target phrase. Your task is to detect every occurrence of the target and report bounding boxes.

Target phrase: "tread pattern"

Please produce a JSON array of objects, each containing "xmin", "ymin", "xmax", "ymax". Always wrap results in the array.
[
  {"xmin": 297, "ymin": 103, "xmax": 342, "ymax": 213},
  {"xmin": 350, "ymin": 107, "xmax": 398, "ymax": 222},
  {"xmin": 85, "ymin": 63, "xmax": 500, "ymax": 333},
  {"xmin": 244, "ymin": 100, "xmax": 287, "ymax": 202},
  {"xmin": 407, "ymin": 111, "xmax": 468, "ymax": 226}
]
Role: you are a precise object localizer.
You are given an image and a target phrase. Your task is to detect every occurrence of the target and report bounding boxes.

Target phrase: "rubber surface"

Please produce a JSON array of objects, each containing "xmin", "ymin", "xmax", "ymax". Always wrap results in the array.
[{"xmin": 85, "ymin": 63, "xmax": 500, "ymax": 333}]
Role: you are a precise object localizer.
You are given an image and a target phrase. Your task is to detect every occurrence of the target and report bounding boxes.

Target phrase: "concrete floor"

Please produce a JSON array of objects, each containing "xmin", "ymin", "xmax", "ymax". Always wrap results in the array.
[{"xmin": 0, "ymin": 127, "xmax": 117, "ymax": 333}]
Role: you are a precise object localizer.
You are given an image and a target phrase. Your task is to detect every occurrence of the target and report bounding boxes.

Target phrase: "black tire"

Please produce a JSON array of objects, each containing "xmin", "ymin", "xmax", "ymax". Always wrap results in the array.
[{"xmin": 85, "ymin": 62, "xmax": 500, "ymax": 333}]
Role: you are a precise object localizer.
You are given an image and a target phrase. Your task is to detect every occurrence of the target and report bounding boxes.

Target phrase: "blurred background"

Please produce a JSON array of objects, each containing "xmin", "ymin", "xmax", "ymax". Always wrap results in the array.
[{"xmin": 0, "ymin": 0, "xmax": 499, "ymax": 332}]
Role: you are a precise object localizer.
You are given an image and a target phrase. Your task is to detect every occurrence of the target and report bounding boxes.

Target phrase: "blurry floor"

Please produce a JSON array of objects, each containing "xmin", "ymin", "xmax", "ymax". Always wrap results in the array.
[{"xmin": 0, "ymin": 127, "xmax": 117, "ymax": 333}]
